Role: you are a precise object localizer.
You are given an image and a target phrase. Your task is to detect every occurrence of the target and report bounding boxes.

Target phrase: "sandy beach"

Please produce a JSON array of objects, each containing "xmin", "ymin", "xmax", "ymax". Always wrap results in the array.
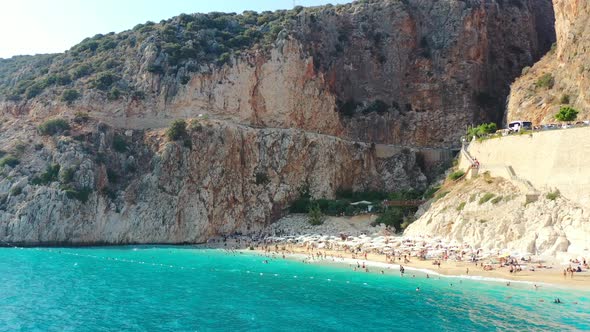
[
  {"xmin": 253, "ymin": 245, "xmax": 590, "ymax": 290},
  {"xmin": 208, "ymin": 214, "xmax": 590, "ymax": 290}
]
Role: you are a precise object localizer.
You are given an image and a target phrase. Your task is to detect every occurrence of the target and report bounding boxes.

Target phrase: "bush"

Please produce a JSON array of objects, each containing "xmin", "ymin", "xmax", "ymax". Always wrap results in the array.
[
  {"xmin": 308, "ymin": 204, "xmax": 325, "ymax": 226},
  {"xmin": 555, "ymin": 106, "xmax": 578, "ymax": 122},
  {"xmin": 10, "ymin": 186, "xmax": 22, "ymax": 196},
  {"xmin": 361, "ymin": 100, "xmax": 389, "ymax": 114},
  {"xmin": 72, "ymin": 64, "xmax": 93, "ymax": 79},
  {"xmin": 466, "ymin": 123, "xmax": 497, "ymax": 140},
  {"xmin": 339, "ymin": 100, "xmax": 360, "ymax": 117},
  {"xmin": 491, "ymin": 196, "xmax": 503, "ymax": 204},
  {"xmin": 166, "ymin": 119, "xmax": 188, "ymax": 141},
  {"xmin": 112, "ymin": 135, "xmax": 127, "ymax": 152},
  {"xmin": 93, "ymin": 72, "xmax": 117, "ymax": 91},
  {"xmin": 290, "ymin": 197, "xmax": 311, "ymax": 213},
  {"xmin": 107, "ymin": 169, "xmax": 119, "ymax": 184},
  {"xmin": 536, "ymin": 73, "xmax": 554, "ymax": 89},
  {"xmin": 456, "ymin": 202, "xmax": 466, "ymax": 211},
  {"xmin": 107, "ymin": 87, "xmax": 121, "ymax": 100},
  {"xmin": 478, "ymin": 193, "xmax": 495, "ymax": 205},
  {"xmin": 61, "ymin": 89, "xmax": 80, "ymax": 103},
  {"xmin": 64, "ymin": 187, "xmax": 92, "ymax": 203},
  {"xmin": 31, "ymin": 164, "xmax": 61, "ymax": 185},
  {"xmin": 255, "ymin": 172, "xmax": 270, "ymax": 185},
  {"xmin": 423, "ymin": 186, "xmax": 441, "ymax": 199},
  {"xmin": 0, "ymin": 155, "xmax": 20, "ymax": 168},
  {"xmin": 60, "ymin": 167, "xmax": 75, "ymax": 183},
  {"xmin": 546, "ymin": 190, "xmax": 560, "ymax": 201},
  {"xmin": 147, "ymin": 64, "xmax": 164, "ymax": 74},
  {"xmin": 434, "ymin": 191, "xmax": 449, "ymax": 201},
  {"xmin": 559, "ymin": 94, "xmax": 570, "ymax": 104},
  {"xmin": 375, "ymin": 207, "xmax": 404, "ymax": 231},
  {"xmin": 38, "ymin": 118, "xmax": 70, "ymax": 136},
  {"xmin": 448, "ymin": 170, "xmax": 465, "ymax": 181},
  {"xmin": 73, "ymin": 112, "xmax": 90, "ymax": 123}
]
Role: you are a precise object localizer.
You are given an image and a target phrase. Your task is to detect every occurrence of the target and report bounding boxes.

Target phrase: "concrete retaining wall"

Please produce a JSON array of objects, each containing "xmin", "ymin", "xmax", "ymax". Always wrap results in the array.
[{"xmin": 464, "ymin": 127, "xmax": 590, "ymax": 207}]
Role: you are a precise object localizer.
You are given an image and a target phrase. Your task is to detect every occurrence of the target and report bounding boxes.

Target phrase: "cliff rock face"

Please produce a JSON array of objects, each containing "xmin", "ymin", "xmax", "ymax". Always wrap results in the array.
[
  {"xmin": 1, "ymin": 0, "xmax": 554, "ymax": 148},
  {"xmin": 507, "ymin": 0, "xmax": 590, "ymax": 123},
  {"xmin": 0, "ymin": 120, "xmax": 426, "ymax": 245},
  {"xmin": 0, "ymin": 0, "xmax": 557, "ymax": 245},
  {"xmin": 404, "ymin": 176, "xmax": 590, "ymax": 259}
]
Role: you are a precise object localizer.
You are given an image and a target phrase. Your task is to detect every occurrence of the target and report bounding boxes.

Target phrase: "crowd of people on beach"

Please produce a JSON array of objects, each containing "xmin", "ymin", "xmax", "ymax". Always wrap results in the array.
[{"xmin": 205, "ymin": 231, "xmax": 589, "ymax": 286}]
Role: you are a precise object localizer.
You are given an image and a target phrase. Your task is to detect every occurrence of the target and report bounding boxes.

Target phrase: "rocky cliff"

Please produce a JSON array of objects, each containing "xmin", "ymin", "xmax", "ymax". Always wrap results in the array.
[
  {"xmin": 404, "ymin": 175, "xmax": 590, "ymax": 260},
  {"xmin": 1, "ymin": 0, "xmax": 554, "ymax": 147},
  {"xmin": 507, "ymin": 0, "xmax": 589, "ymax": 123},
  {"xmin": 0, "ymin": 119, "xmax": 426, "ymax": 245},
  {"xmin": 0, "ymin": 0, "xmax": 557, "ymax": 245}
]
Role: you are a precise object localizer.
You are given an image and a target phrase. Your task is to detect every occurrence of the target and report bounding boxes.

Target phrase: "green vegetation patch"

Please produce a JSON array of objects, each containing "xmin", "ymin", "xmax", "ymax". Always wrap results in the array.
[
  {"xmin": 456, "ymin": 202, "xmax": 466, "ymax": 211},
  {"xmin": 31, "ymin": 164, "xmax": 61, "ymax": 185},
  {"xmin": 478, "ymin": 193, "xmax": 495, "ymax": 205},
  {"xmin": 112, "ymin": 135, "xmax": 127, "ymax": 153},
  {"xmin": 546, "ymin": 190, "xmax": 560, "ymax": 201},
  {"xmin": 61, "ymin": 89, "xmax": 80, "ymax": 103},
  {"xmin": 491, "ymin": 196, "xmax": 503, "ymax": 204},
  {"xmin": 448, "ymin": 170, "xmax": 465, "ymax": 181},
  {"xmin": 166, "ymin": 119, "xmax": 188, "ymax": 141},
  {"xmin": 466, "ymin": 123, "xmax": 497, "ymax": 141},
  {"xmin": 536, "ymin": 73, "xmax": 554, "ymax": 89},
  {"xmin": 308, "ymin": 204, "xmax": 325, "ymax": 226},
  {"xmin": 38, "ymin": 118, "xmax": 70, "ymax": 136},
  {"xmin": 555, "ymin": 106, "xmax": 578, "ymax": 122},
  {"xmin": 0, "ymin": 155, "xmax": 20, "ymax": 168}
]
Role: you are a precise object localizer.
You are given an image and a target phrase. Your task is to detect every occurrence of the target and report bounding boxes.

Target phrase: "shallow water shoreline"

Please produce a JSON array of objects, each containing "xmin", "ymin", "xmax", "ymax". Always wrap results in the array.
[{"xmin": 246, "ymin": 246, "xmax": 590, "ymax": 291}]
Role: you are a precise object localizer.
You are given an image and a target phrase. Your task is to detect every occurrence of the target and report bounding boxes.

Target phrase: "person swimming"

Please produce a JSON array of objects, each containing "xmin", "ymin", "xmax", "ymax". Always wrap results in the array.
[
  {"xmin": 554, "ymin": 298, "xmax": 561, "ymax": 304},
  {"xmin": 416, "ymin": 287, "xmax": 420, "ymax": 292}
]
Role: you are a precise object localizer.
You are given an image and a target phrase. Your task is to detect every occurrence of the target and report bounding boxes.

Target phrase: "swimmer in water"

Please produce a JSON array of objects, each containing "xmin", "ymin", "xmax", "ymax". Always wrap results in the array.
[{"xmin": 416, "ymin": 287, "xmax": 420, "ymax": 292}]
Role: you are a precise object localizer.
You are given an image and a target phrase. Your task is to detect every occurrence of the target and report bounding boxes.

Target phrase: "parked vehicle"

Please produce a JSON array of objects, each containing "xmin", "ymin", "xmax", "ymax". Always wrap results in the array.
[{"xmin": 508, "ymin": 121, "xmax": 532, "ymax": 132}]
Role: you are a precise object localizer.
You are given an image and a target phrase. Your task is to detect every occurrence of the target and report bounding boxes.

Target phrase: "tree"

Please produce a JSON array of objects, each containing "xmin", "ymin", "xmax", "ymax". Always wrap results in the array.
[
  {"xmin": 375, "ymin": 207, "xmax": 404, "ymax": 232},
  {"xmin": 166, "ymin": 119, "xmax": 188, "ymax": 141},
  {"xmin": 466, "ymin": 122, "xmax": 497, "ymax": 141},
  {"xmin": 555, "ymin": 106, "xmax": 578, "ymax": 122},
  {"xmin": 61, "ymin": 89, "xmax": 80, "ymax": 103},
  {"xmin": 308, "ymin": 203, "xmax": 325, "ymax": 226}
]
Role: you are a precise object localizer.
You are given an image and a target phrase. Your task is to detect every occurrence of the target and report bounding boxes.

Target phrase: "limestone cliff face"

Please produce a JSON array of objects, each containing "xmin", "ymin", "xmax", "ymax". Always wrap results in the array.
[
  {"xmin": 0, "ymin": 0, "xmax": 558, "ymax": 245},
  {"xmin": 1, "ymin": 0, "xmax": 554, "ymax": 148},
  {"xmin": 404, "ymin": 177, "xmax": 590, "ymax": 259},
  {"xmin": 507, "ymin": 0, "xmax": 590, "ymax": 123},
  {"xmin": 0, "ymin": 120, "xmax": 426, "ymax": 245}
]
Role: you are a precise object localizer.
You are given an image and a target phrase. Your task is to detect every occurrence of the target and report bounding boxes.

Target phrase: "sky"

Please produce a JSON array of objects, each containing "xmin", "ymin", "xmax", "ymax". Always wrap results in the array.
[{"xmin": 0, "ymin": 0, "xmax": 352, "ymax": 59}]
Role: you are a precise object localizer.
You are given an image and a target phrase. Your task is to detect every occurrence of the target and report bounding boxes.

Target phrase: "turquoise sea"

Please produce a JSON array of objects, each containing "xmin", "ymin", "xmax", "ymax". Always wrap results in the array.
[{"xmin": 0, "ymin": 247, "xmax": 588, "ymax": 331}]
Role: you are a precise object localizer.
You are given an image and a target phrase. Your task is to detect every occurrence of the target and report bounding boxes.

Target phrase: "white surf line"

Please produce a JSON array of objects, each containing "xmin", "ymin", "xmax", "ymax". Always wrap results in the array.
[{"xmin": 261, "ymin": 250, "xmax": 554, "ymax": 289}]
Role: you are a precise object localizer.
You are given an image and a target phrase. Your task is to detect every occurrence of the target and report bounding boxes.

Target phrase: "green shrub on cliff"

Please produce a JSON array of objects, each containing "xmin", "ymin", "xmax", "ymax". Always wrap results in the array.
[
  {"xmin": 308, "ymin": 204, "xmax": 325, "ymax": 226},
  {"xmin": 554, "ymin": 106, "xmax": 578, "ymax": 122},
  {"xmin": 64, "ymin": 187, "xmax": 93, "ymax": 203},
  {"xmin": 0, "ymin": 155, "xmax": 19, "ymax": 168},
  {"xmin": 374, "ymin": 207, "xmax": 404, "ymax": 231},
  {"xmin": 112, "ymin": 135, "xmax": 127, "ymax": 152},
  {"xmin": 478, "ymin": 193, "xmax": 495, "ymax": 205},
  {"xmin": 536, "ymin": 73, "xmax": 554, "ymax": 89},
  {"xmin": 559, "ymin": 94, "xmax": 570, "ymax": 104},
  {"xmin": 31, "ymin": 164, "xmax": 61, "ymax": 185},
  {"xmin": 466, "ymin": 123, "xmax": 497, "ymax": 141},
  {"xmin": 546, "ymin": 190, "xmax": 560, "ymax": 201},
  {"xmin": 166, "ymin": 119, "xmax": 188, "ymax": 141},
  {"xmin": 38, "ymin": 118, "xmax": 70, "ymax": 136},
  {"xmin": 61, "ymin": 89, "xmax": 80, "ymax": 103},
  {"xmin": 448, "ymin": 170, "xmax": 465, "ymax": 181}
]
